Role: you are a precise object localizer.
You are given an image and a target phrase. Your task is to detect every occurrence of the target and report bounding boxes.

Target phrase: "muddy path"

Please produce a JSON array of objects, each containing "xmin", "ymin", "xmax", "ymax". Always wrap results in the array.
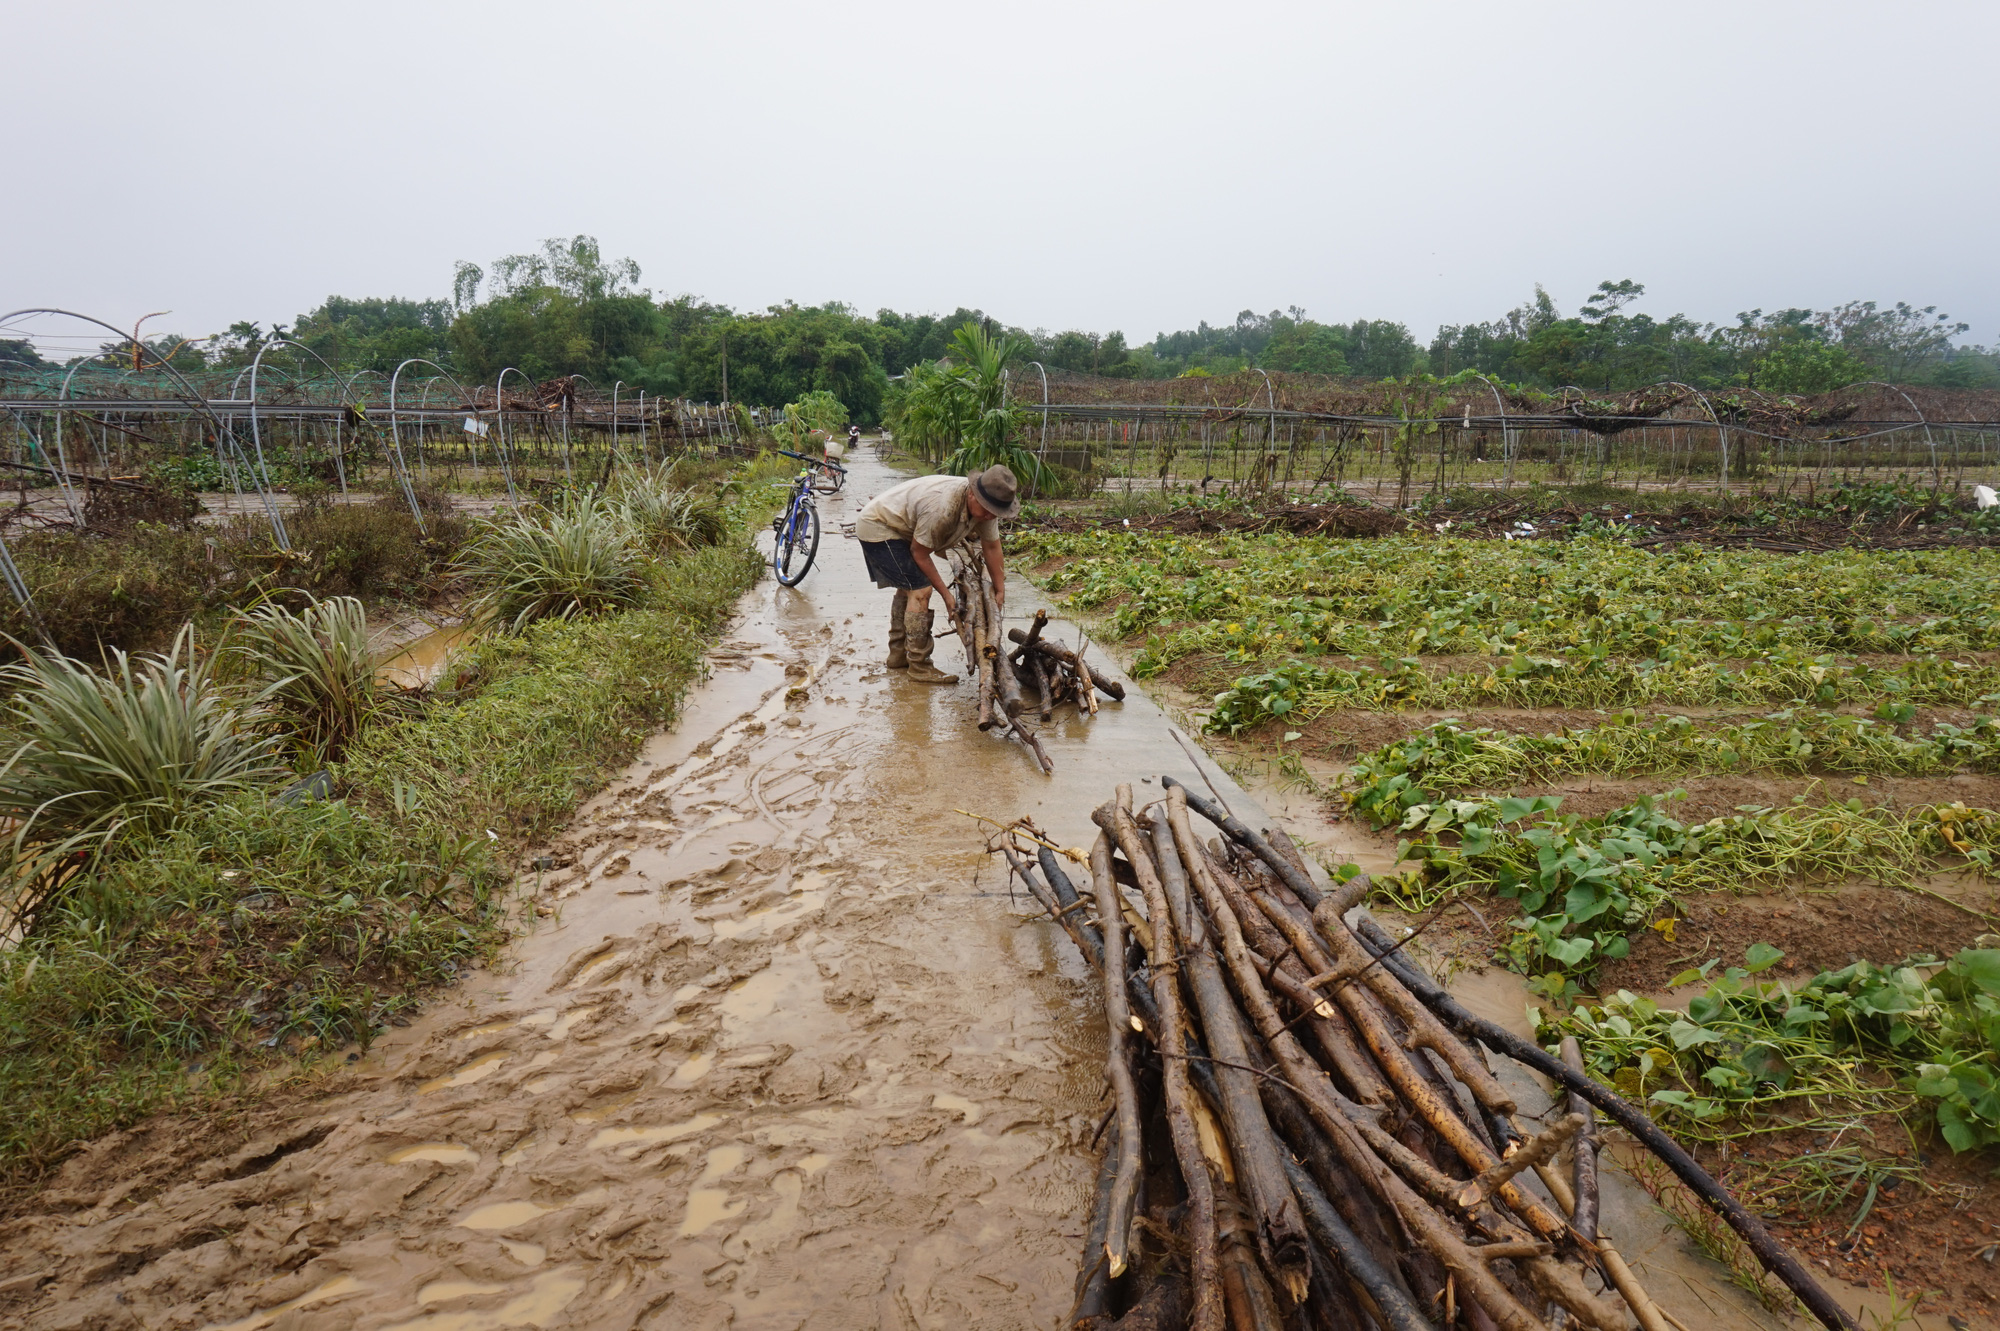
[
  {"xmin": 0, "ymin": 451, "xmax": 1280, "ymax": 1330},
  {"xmin": 0, "ymin": 448, "xmax": 1910, "ymax": 1330}
]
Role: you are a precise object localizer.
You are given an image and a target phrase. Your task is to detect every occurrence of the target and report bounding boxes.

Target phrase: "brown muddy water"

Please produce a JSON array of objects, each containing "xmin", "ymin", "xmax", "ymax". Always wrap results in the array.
[
  {"xmin": 376, "ymin": 621, "xmax": 475, "ymax": 691},
  {"xmin": 0, "ymin": 451, "xmax": 1922, "ymax": 1329}
]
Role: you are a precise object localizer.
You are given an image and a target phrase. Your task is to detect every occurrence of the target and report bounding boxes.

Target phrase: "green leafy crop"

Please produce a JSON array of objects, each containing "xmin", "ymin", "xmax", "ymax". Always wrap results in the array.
[{"xmin": 1547, "ymin": 946, "xmax": 2000, "ymax": 1153}]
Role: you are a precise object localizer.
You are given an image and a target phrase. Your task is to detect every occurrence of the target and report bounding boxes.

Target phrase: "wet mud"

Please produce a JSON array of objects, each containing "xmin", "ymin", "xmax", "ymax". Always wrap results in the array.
[
  {"xmin": 0, "ymin": 451, "xmax": 1904, "ymax": 1329},
  {"xmin": 0, "ymin": 453, "xmax": 1254, "ymax": 1329}
]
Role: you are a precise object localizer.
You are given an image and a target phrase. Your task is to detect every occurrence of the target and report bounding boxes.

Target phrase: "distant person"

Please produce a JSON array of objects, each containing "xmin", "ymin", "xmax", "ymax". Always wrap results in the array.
[{"xmin": 855, "ymin": 465, "xmax": 1018, "ymax": 685}]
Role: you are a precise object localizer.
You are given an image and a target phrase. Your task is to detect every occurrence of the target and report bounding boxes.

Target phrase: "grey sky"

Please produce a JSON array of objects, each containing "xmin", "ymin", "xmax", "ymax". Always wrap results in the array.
[{"xmin": 10, "ymin": 0, "xmax": 1998, "ymax": 350}]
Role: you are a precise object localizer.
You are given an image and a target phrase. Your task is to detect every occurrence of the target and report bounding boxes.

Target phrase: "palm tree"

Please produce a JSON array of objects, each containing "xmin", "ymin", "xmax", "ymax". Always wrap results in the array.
[{"xmin": 939, "ymin": 323, "xmax": 1045, "ymax": 483}]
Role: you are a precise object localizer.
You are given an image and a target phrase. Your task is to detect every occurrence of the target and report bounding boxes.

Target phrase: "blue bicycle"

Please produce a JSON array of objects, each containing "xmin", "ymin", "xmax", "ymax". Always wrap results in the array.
[{"xmin": 771, "ymin": 451, "xmax": 831, "ymax": 586}]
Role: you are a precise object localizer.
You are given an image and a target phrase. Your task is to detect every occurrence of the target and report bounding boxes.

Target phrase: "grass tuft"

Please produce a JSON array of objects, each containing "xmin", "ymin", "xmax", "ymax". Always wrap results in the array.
[
  {"xmin": 609, "ymin": 469, "xmax": 731, "ymax": 552},
  {"xmin": 460, "ymin": 494, "xmax": 647, "ymax": 631},
  {"xmin": 0, "ymin": 627, "xmax": 289, "ymax": 927},
  {"xmin": 229, "ymin": 596, "xmax": 382, "ymax": 762}
]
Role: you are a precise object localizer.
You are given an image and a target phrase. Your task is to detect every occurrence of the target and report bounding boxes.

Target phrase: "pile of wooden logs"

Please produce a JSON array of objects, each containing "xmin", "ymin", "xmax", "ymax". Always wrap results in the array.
[
  {"xmin": 997, "ymin": 777, "xmax": 1854, "ymax": 1331},
  {"xmin": 950, "ymin": 557, "xmax": 1121, "ymax": 775},
  {"xmin": 1010, "ymin": 608, "xmax": 1125, "ymax": 721}
]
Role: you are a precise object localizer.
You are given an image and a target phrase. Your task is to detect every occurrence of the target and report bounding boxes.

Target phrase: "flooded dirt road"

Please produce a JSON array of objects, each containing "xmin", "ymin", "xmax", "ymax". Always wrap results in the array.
[
  {"xmin": 0, "ymin": 450, "xmax": 1277, "ymax": 1330},
  {"xmin": 0, "ymin": 449, "xmax": 1871, "ymax": 1330}
]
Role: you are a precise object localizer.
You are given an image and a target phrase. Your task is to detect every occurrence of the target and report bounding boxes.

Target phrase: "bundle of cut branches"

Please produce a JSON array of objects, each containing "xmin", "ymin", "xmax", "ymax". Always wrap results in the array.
[
  {"xmin": 992, "ymin": 777, "xmax": 1856, "ymax": 1331},
  {"xmin": 949, "ymin": 556, "xmax": 1122, "ymax": 775},
  {"xmin": 1008, "ymin": 608, "xmax": 1125, "ymax": 722}
]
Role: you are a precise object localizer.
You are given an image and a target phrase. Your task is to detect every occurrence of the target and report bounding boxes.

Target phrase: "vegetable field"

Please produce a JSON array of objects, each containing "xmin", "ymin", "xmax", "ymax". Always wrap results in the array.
[{"xmin": 1023, "ymin": 494, "xmax": 2000, "ymax": 1315}]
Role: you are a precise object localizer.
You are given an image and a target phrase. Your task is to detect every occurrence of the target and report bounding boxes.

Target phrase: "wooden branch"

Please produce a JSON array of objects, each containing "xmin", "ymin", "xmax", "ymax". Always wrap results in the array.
[
  {"xmin": 1215, "ymin": 1181, "xmax": 1288, "ymax": 1331},
  {"xmin": 952, "ymin": 565, "xmax": 980, "ymax": 677},
  {"xmin": 1028, "ymin": 652, "xmax": 1054, "ymax": 721},
  {"xmin": 1454, "ymin": 1114, "xmax": 1585, "ymax": 1210},
  {"xmin": 1087, "ymin": 832, "xmax": 1142, "ymax": 1280},
  {"xmin": 1020, "ymin": 607, "xmax": 1050, "ymax": 653},
  {"xmin": 1596, "ymin": 1235, "xmax": 1675, "ymax": 1331},
  {"xmin": 1206, "ymin": 849, "xmax": 1393, "ymax": 1107},
  {"xmin": 1164, "ymin": 776, "xmax": 1318, "ymax": 907},
  {"xmin": 1561, "ymin": 1036, "xmax": 1600, "ymax": 1244},
  {"xmin": 1075, "ymin": 647, "xmax": 1101, "ymax": 716},
  {"xmin": 1280, "ymin": 1155, "xmax": 1436, "ymax": 1331},
  {"xmin": 1007, "ymin": 631, "xmax": 1127, "ymax": 701},
  {"xmin": 1254, "ymin": 887, "xmax": 1565, "ymax": 1242},
  {"xmin": 979, "ymin": 573, "xmax": 1025, "ymax": 718},
  {"xmin": 1364, "ymin": 915, "xmax": 1863, "ymax": 1331},
  {"xmin": 1158, "ymin": 795, "xmax": 1312, "ymax": 1305},
  {"xmin": 1074, "ymin": 1114, "xmax": 1121, "ymax": 1323},
  {"xmin": 1092, "ymin": 788, "xmax": 1225, "ymax": 1331},
  {"xmin": 1310, "ymin": 891, "xmax": 1519, "ymax": 1116},
  {"xmin": 1007, "ymin": 718, "xmax": 1055, "ymax": 774},
  {"xmin": 1002, "ymin": 846, "xmax": 1093, "ymax": 962}
]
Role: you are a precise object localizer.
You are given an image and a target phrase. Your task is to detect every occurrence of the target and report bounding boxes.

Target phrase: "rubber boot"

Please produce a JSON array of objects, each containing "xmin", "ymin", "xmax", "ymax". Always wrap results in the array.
[
  {"xmin": 886, "ymin": 589, "xmax": 910, "ymax": 668},
  {"xmin": 904, "ymin": 605, "xmax": 959, "ymax": 685}
]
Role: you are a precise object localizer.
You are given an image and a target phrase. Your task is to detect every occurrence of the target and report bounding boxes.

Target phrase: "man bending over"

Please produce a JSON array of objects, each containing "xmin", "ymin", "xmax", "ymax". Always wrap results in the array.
[{"xmin": 854, "ymin": 465, "xmax": 1019, "ymax": 685}]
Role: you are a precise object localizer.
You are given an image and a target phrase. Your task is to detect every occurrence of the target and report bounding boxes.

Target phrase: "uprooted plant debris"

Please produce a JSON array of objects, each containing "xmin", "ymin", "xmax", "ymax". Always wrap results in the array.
[
  {"xmin": 994, "ymin": 775, "xmax": 1858, "ymax": 1331},
  {"xmin": 1023, "ymin": 498, "xmax": 1411, "ymax": 540}
]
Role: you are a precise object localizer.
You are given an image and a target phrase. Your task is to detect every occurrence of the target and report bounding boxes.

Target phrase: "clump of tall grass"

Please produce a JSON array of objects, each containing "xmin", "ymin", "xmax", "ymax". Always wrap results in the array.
[
  {"xmin": 460, "ymin": 494, "xmax": 647, "ymax": 631},
  {"xmin": 609, "ymin": 469, "xmax": 730, "ymax": 552},
  {"xmin": 230, "ymin": 596, "xmax": 381, "ymax": 761},
  {"xmin": 0, "ymin": 628, "xmax": 290, "ymax": 926}
]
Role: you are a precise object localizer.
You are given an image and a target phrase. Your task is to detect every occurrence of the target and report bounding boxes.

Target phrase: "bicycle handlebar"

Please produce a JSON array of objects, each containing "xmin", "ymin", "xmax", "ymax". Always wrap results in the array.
[{"xmin": 776, "ymin": 449, "xmax": 846, "ymax": 471}]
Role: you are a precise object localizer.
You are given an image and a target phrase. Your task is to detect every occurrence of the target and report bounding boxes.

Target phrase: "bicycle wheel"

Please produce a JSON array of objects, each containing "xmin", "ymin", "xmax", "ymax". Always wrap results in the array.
[
  {"xmin": 773, "ymin": 500, "xmax": 820, "ymax": 586},
  {"xmin": 812, "ymin": 464, "xmax": 843, "ymax": 495}
]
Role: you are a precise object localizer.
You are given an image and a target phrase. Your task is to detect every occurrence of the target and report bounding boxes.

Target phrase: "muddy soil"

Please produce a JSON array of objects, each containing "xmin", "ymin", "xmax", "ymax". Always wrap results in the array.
[
  {"xmin": 1021, "ymin": 498, "xmax": 1407, "ymax": 539},
  {"xmin": 1601, "ymin": 880, "xmax": 2000, "ymax": 991},
  {"xmin": 1717, "ymin": 1124, "xmax": 2000, "ymax": 1323}
]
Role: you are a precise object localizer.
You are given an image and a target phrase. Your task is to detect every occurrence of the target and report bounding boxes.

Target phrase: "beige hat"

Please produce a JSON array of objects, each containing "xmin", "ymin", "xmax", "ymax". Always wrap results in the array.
[{"xmin": 970, "ymin": 464, "xmax": 1020, "ymax": 519}]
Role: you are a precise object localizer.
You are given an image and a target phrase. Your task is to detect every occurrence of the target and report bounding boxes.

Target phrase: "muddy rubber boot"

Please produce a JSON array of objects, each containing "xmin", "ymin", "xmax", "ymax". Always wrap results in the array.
[
  {"xmin": 903, "ymin": 606, "xmax": 959, "ymax": 685},
  {"xmin": 886, "ymin": 589, "xmax": 910, "ymax": 668}
]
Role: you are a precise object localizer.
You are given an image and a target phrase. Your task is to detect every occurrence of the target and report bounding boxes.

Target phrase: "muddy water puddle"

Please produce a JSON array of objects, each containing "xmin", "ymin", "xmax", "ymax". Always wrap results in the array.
[
  {"xmin": 376, "ymin": 621, "xmax": 474, "ymax": 691},
  {"xmin": 0, "ymin": 449, "xmax": 1870, "ymax": 1330}
]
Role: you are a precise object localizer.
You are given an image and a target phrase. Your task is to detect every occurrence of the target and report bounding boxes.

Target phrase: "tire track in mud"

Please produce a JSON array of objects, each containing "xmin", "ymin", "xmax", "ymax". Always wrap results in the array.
[{"xmin": 0, "ymin": 454, "xmax": 1235, "ymax": 1331}]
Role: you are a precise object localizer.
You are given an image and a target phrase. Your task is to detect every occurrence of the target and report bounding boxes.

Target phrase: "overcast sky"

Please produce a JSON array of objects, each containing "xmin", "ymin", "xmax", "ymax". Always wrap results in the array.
[{"xmin": 8, "ymin": 1, "xmax": 1998, "ymax": 353}]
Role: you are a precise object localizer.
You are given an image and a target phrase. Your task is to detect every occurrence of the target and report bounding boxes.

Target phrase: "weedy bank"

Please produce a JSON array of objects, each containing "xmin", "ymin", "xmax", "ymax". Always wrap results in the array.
[{"xmin": 0, "ymin": 462, "xmax": 774, "ymax": 1186}]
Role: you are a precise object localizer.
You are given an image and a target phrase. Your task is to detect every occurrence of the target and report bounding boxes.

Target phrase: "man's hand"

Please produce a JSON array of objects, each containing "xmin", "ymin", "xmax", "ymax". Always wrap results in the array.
[{"xmin": 991, "ymin": 579, "xmax": 1006, "ymax": 611}]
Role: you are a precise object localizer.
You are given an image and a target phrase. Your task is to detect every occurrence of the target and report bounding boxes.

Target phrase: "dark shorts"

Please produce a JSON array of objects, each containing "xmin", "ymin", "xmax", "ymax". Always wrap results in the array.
[{"xmin": 861, "ymin": 539, "xmax": 928, "ymax": 590}]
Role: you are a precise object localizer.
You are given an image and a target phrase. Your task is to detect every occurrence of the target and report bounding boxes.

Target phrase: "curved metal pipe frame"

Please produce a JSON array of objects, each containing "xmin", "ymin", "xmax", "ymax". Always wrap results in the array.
[
  {"xmin": 1023, "ymin": 361, "xmax": 1052, "ymax": 501},
  {"xmin": 567, "ymin": 374, "xmax": 598, "ymax": 483},
  {"xmin": 258, "ymin": 338, "xmax": 370, "ymax": 505},
  {"xmin": 1662, "ymin": 382, "xmax": 1731, "ymax": 494},
  {"xmin": 1254, "ymin": 367, "xmax": 1277, "ymax": 450},
  {"xmin": 611, "ymin": 380, "xmax": 625, "ymax": 476},
  {"xmin": 494, "ymin": 367, "xmax": 534, "ymax": 504},
  {"xmin": 1469, "ymin": 374, "xmax": 1514, "ymax": 490},
  {"xmin": 1856, "ymin": 381, "xmax": 1940, "ymax": 491},
  {"xmin": 47, "ymin": 358, "xmax": 97, "ymax": 526},
  {"xmin": 388, "ymin": 358, "xmax": 480, "ymax": 533},
  {"xmin": 2, "ymin": 308, "xmax": 249, "ymax": 531},
  {"xmin": 248, "ymin": 338, "xmax": 374, "ymax": 549}
]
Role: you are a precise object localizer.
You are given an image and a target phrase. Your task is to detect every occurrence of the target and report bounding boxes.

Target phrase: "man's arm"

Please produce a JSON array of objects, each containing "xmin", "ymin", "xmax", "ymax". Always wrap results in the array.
[
  {"xmin": 982, "ymin": 537, "xmax": 1005, "ymax": 611},
  {"xmin": 908, "ymin": 542, "xmax": 959, "ymax": 621}
]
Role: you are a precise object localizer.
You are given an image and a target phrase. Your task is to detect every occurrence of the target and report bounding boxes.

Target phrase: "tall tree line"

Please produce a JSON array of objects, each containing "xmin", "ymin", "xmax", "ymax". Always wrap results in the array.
[{"xmin": 49, "ymin": 240, "xmax": 1997, "ymax": 417}]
